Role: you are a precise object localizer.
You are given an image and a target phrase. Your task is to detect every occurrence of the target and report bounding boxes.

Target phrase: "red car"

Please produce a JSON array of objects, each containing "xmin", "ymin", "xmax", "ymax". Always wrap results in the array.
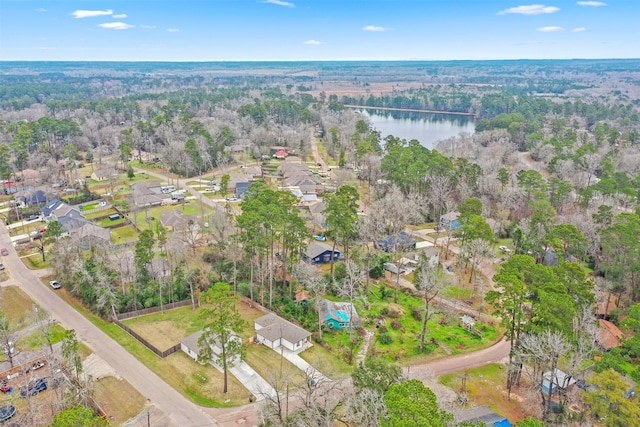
[{"xmin": 0, "ymin": 248, "xmax": 8, "ymax": 257}]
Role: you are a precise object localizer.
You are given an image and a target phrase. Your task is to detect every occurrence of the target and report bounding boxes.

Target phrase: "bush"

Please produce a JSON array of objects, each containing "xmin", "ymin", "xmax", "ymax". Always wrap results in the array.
[
  {"xmin": 378, "ymin": 325, "xmax": 388, "ymax": 334},
  {"xmin": 380, "ymin": 307, "xmax": 389, "ymax": 316},
  {"xmin": 390, "ymin": 321, "xmax": 404, "ymax": 331},
  {"xmin": 411, "ymin": 307, "xmax": 423, "ymax": 321},
  {"xmin": 377, "ymin": 332, "xmax": 393, "ymax": 345}
]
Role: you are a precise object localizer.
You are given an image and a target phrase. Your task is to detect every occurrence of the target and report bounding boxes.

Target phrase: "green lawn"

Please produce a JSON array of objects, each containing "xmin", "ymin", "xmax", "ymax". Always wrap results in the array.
[
  {"xmin": 17, "ymin": 323, "xmax": 66, "ymax": 351},
  {"xmin": 342, "ymin": 283, "xmax": 500, "ymax": 364},
  {"xmin": 111, "ymin": 225, "xmax": 138, "ymax": 243},
  {"xmin": 300, "ymin": 341, "xmax": 353, "ymax": 380}
]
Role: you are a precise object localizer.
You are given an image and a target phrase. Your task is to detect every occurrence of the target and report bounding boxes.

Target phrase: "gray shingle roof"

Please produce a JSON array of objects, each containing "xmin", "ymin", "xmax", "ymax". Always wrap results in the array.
[
  {"xmin": 305, "ymin": 242, "xmax": 335, "ymax": 259},
  {"xmin": 255, "ymin": 313, "xmax": 311, "ymax": 344}
]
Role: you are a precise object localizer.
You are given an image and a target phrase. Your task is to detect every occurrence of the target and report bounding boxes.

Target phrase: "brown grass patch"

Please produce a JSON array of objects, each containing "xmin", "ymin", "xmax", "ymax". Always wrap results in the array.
[
  {"xmin": 94, "ymin": 375, "xmax": 146, "ymax": 425},
  {"xmin": 1, "ymin": 286, "xmax": 37, "ymax": 331},
  {"xmin": 126, "ymin": 320, "xmax": 185, "ymax": 350}
]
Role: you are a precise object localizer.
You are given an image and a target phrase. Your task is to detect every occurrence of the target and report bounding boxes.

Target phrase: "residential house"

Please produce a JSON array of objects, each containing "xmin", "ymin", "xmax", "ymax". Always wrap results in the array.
[
  {"xmin": 439, "ymin": 211, "xmax": 461, "ymax": 230},
  {"xmin": 181, "ymin": 330, "xmax": 242, "ymax": 362},
  {"xmin": 254, "ymin": 313, "xmax": 311, "ymax": 353},
  {"xmin": 16, "ymin": 188, "xmax": 48, "ymax": 206},
  {"xmin": 131, "ymin": 180, "xmax": 163, "ymax": 195},
  {"xmin": 228, "ymin": 173, "xmax": 253, "ymax": 193},
  {"xmin": 303, "ymin": 242, "xmax": 341, "ymax": 265},
  {"xmin": 147, "ymin": 257, "xmax": 171, "ymax": 280},
  {"xmin": 42, "ymin": 200, "xmax": 85, "ymax": 225},
  {"xmin": 160, "ymin": 210, "xmax": 188, "ymax": 232},
  {"xmin": 375, "ymin": 231, "xmax": 417, "ymax": 253},
  {"xmin": 73, "ymin": 223, "xmax": 111, "ymax": 249},
  {"xmin": 454, "ymin": 406, "xmax": 511, "ymax": 427},
  {"xmin": 596, "ymin": 319, "xmax": 625, "ymax": 351},
  {"xmin": 274, "ymin": 150, "xmax": 288, "ymax": 159},
  {"xmin": 319, "ymin": 299, "xmax": 361, "ymax": 330},
  {"xmin": 91, "ymin": 168, "xmax": 117, "ymax": 182},
  {"xmin": 243, "ymin": 166, "xmax": 262, "ymax": 179},
  {"xmin": 235, "ymin": 181, "xmax": 251, "ymax": 199}
]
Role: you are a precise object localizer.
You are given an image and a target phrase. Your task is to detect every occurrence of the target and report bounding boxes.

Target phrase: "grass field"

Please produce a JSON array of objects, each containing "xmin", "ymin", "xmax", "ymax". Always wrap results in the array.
[
  {"xmin": 0, "ymin": 286, "xmax": 39, "ymax": 331},
  {"xmin": 440, "ymin": 364, "xmax": 533, "ymax": 423},
  {"xmin": 93, "ymin": 376, "xmax": 147, "ymax": 425},
  {"xmin": 111, "ymin": 225, "xmax": 138, "ymax": 243},
  {"xmin": 299, "ymin": 341, "xmax": 352, "ymax": 380},
  {"xmin": 244, "ymin": 343, "xmax": 304, "ymax": 387},
  {"xmin": 327, "ymin": 283, "xmax": 502, "ymax": 365}
]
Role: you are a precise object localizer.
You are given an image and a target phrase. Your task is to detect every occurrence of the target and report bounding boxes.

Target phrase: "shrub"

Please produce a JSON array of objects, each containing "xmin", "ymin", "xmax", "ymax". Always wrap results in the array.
[
  {"xmin": 380, "ymin": 307, "xmax": 389, "ymax": 316},
  {"xmin": 390, "ymin": 321, "xmax": 404, "ymax": 331},
  {"xmin": 411, "ymin": 307, "xmax": 423, "ymax": 321},
  {"xmin": 377, "ymin": 332, "xmax": 393, "ymax": 345},
  {"xmin": 378, "ymin": 325, "xmax": 388, "ymax": 333}
]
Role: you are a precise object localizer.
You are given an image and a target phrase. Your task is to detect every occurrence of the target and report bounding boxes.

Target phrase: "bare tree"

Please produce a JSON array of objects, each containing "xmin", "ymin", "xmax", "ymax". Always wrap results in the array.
[
  {"xmin": 339, "ymin": 260, "xmax": 365, "ymax": 364},
  {"xmin": 517, "ymin": 330, "xmax": 571, "ymax": 420},
  {"xmin": 294, "ymin": 263, "xmax": 328, "ymax": 339},
  {"xmin": 414, "ymin": 255, "xmax": 445, "ymax": 353}
]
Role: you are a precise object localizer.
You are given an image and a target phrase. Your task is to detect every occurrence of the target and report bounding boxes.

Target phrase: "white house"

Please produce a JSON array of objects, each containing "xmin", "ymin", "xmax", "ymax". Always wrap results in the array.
[
  {"xmin": 181, "ymin": 330, "xmax": 242, "ymax": 362},
  {"xmin": 254, "ymin": 313, "xmax": 311, "ymax": 353}
]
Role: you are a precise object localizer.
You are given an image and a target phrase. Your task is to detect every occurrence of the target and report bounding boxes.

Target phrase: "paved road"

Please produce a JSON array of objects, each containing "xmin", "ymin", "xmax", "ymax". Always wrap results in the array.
[
  {"xmin": 0, "ymin": 223, "xmax": 223, "ymax": 427},
  {"xmin": 405, "ymin": 336, "xmax": 510, "ymax": 379}
]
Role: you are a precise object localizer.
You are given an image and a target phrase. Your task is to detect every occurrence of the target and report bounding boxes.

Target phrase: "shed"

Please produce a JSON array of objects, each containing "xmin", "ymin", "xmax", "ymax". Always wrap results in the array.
[
  {"xmin": 319, "ymin": 300, "xmax": 361, "ymax": 330},
  {"xmin": 254, "ymin": 313, "xmax": 311, "ymax": 353},
  {"xmin": 542, "ymin": 369, "xmax": 576, "ymax": 395},
  {"xmin": 303, "ymin": 242, "xmax": 341, "ymax": 264}
]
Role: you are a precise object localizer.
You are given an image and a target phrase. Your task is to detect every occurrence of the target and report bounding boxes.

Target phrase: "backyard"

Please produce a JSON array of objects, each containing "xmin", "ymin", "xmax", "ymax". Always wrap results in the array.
[
  {"xmin": 319, "ymin": 282, "xmax": 500, "ymax": 366},
  {"xmin": 440, "ymin": 364, "xmax": 535, "ymax": 423}
]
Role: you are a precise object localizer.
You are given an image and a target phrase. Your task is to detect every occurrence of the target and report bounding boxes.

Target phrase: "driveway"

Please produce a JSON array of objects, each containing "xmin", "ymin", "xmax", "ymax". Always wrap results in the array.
[
  {"xmin": 213, "ymin": 360, "xmax": 275, "ymax": 401},
  {"xmin": 277, "ymin": 345, "xmax": 329, "ymax": 384},
  {"xmin": 0, "ymin": 223, "xmax": 226, "ymax": 427}
]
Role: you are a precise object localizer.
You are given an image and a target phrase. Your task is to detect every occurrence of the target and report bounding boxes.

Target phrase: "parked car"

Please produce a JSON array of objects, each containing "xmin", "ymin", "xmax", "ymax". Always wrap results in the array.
[
  {"xmin": 20, "ymin": 378, "xmax": 47, "ymax": 397},
  {"xmin": 0, "ymin": 248, "xmax": 8, "ymax": 256},
  {"xmin": 49, "ymin": 280, "xmax": 61, "ymax": 290},
  {"xmin": 313, "ymin": 235, "xmax": 327, "ymax": 241},
  {"xmin": 0, "ymin": 264, "xmax": 4, "ymax": 271},
  {"xmin": 0, "ymin": 404, "xmax": 16, "ymax": 421},
  {"xmin": 26, "ymin": 215, "xmax": 38, "ymax": 221},
  {"xmin": 31, "ymin": 361, "xmax": 45, "ymax": 370},
  {"xmin": 226, "ymin": 196, "xmax": 239, "ymax": 202},
  {"xmin": 499, "ymin": 245, "xmax": 511, "ymax": 253}
]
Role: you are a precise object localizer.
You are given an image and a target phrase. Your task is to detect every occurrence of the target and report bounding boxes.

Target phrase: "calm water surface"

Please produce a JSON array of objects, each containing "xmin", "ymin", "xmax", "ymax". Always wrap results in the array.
[{"xmin": 356, "ymin": 109, "xmax": 476, "ymax": 150}]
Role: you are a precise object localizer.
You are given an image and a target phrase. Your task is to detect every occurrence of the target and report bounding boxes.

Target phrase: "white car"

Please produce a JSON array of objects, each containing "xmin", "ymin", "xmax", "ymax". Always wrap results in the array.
[
  {"xmin": 49, "ymin": 280, "xmax": 61, "ymax": 289},
  {"xmin": 499, "ymin": 245, "xmax": 511, "ymax": 253}
]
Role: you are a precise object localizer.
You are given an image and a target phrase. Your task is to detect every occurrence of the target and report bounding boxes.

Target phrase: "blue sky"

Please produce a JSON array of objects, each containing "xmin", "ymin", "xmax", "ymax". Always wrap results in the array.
[{"xmin": 1, "ymin": 1, "xmax": 638, "ymax": 61}]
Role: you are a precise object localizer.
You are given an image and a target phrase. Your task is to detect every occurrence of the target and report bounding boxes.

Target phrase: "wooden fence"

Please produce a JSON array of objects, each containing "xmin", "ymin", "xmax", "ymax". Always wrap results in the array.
[
  {"xmin": 113, "ymin": 319, "xmax": 182, "ymax": 358},
  {"xmin": 115, "ymin": 299, "xmax": 193, "ymax": 321}
]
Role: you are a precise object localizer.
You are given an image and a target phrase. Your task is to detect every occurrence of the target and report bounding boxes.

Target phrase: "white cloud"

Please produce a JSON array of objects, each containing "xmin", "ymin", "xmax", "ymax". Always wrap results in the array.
[
  {"xmin": 113, "ymin": 14, "xmax": 127, "ymax": 18},
  {"xmin": 98, "ymin": 22, "xmax": 134, "ymax": 30},
  {"xmin": 577, "ymin": 1, "xmax": 606, "ymax": 6},
  {"xmin": 363, "ymin": 25, "xmax": 389, "ymax": 32},
  {"xmin": 36, "ymin": 8, "xmax": 47, "ymax": 13},
  {"xmin": 262, "ymin": 0, "xmax": 295, "ymax": 7},
  {"xmin": 537, "ymin": 26, "xmax": 564, "ymax": 32},
  {"xmin": 498, "ymin": 4, "xmax": 560, "ymax": 15},
  {"xmin": 572, "ymin": 27, "xmax": 588, "ymax": 32},
  {"xmin": 71, "ymin": 9, "xmax": 113, "ymax": 19},
  {"xmin": 167, "ymin": 28, "xmax": 180, "ymax": 32},
  {"xmin": 304, "ymin": 40, "xmax": 323, "ymax": 45},
  {"xmin": 140, "ymin": 25, "xmax": 156, "ymax": 29}
]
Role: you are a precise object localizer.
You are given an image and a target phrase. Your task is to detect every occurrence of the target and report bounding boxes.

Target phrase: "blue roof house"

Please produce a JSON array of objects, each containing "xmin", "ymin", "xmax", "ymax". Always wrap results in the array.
[
  {"xmin": 319, "ymin": 300, "xmax": 361, "ymax": 330},
  {"xmin": 303, "ymin": 242, "xmax": 341, "ymax": 265}
]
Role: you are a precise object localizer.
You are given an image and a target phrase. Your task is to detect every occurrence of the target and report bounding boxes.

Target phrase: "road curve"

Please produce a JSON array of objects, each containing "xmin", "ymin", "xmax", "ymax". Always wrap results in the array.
[
  {"xmin": 0, "ymin": 223, "xmax": 221, "ymax": 427},
  {"xmin": 405, "ymin": 336, "xmax": 510, "ymax": 379}
]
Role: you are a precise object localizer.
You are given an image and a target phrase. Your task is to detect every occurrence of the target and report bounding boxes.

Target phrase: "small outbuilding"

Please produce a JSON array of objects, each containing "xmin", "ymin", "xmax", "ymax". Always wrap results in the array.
[{"xmin": 542, "ymin": 369, "xmax": 576, "ymax": 395}]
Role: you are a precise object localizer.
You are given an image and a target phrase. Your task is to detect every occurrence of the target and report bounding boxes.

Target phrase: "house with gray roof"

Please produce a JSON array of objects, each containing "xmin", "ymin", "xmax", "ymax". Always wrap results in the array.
[
  {"xmin": 181, "ymin": 330, "xmax": 242, "ymax": 362},
  {"xmin": 73, "ymin": 223, "xmax": 111, "ymax": 249},
  {"xmin": 254, "ymin": 313, "xmax": 311, "ymax": 353},
  {"xmin": 303, "ymin": 242, "xmax": 341, "ymax": 265},
  {"xmin": 319, "ymin": 300, "xmax": 361, "ymax": 330}
]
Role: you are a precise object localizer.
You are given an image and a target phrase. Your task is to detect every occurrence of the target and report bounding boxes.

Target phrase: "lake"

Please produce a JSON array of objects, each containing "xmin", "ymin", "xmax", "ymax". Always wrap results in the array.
[{"xmin": 356, "ymin": 108, "xmax": 476, "ymax": 150}]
